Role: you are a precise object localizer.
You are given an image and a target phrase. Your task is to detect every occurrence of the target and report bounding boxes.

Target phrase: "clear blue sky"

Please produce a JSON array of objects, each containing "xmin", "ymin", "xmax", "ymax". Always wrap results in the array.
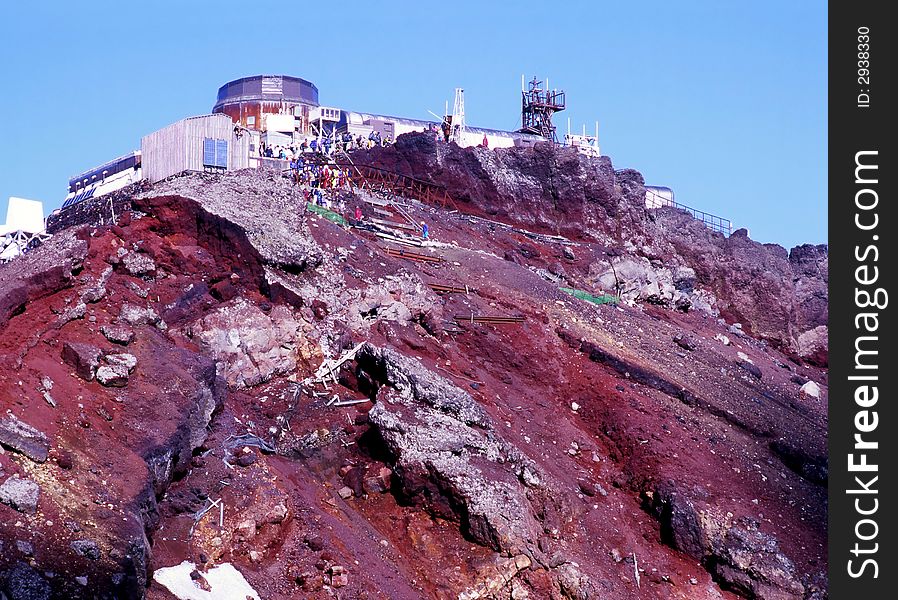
[{"xmin": 1, "ymin": 1, "xmax": 826, "ymax": 248}]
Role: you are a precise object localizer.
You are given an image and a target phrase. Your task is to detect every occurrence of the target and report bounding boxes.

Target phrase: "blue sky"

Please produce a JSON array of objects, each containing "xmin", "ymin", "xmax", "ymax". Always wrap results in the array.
[{"xmin": 0, "ymin": 1, "xmax": 826, "ymax": 248}]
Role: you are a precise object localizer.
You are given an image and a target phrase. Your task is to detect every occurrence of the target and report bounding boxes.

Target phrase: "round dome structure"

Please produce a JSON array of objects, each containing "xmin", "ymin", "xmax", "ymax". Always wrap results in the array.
[{"xmin": 212, "ymin": 75, "xmax": 319, "ymax": 133}]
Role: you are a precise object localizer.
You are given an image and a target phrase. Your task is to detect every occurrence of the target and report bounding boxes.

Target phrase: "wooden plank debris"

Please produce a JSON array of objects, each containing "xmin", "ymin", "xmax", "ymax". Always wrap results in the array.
[
  {"xmin": 331, "ymin": 399, "xmax": 372, "ymax": 407},
  {"xmin": 428, "ymin": 283, "xmax": 469, "ymax": 295},
  {"xmin": 453, "ymin": 314, "xmax": 526, "ymax": 324},
  {"xmin": 375, "ymin": 231, "xmax": 422, "ymax": 247},
  {"xmin": 369, "ymin": 217, "xmax": 417, "ymax": 231},
  {"xmin": 314, "ymin": 342, "xmax": 366, "ymax": 381},
  {"xmin": 384, "ymin": 247, "xmax": 443, "ymax": 263}
]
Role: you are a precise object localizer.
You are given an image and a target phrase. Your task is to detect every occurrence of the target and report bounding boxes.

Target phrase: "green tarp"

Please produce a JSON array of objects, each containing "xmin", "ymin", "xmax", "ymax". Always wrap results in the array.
[{"xmin": 559, "ymin": 287, "xmax": 619, "ymax": 305}]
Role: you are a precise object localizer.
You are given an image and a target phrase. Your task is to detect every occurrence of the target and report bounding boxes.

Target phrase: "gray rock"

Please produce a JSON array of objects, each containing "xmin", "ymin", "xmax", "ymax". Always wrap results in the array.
[
  {"xmin": 736, "ymin": 360, "xmax": 763, "ymax": 380},
  {"xmin": 3, "ymin": 562, "xmax": 51, "ymax": 600},
  {"xmin": 119, "ymin": 303, "xmax": 161, "ymax": 327},
  {"xmin": 96, "ymin": 364, "xmax": 129, "ymax": 387},
  {"xmin": 126, "ymin": 280, "xmax": 150, "ymax": 299},
  {"xmin": 188, "ymin": 298, "xmax": 302, "ymax": 388},
  {"xmin": 0, "ymin": 415, "xmax": 49, "ymax": 462},
  {"xmin": 0, "ymin": 475, "xmax": 41, "ymax": 513},
  {"xmin": 80, "ymin": 266, "xmax": 113, "ymax": 303},
  {"xmin": 16, "ymin": 540, "xmax": 34, "ymax": 556},
  {"xmin": 673, "ymin": 334, "xmax": 697, "ymax": 351},
  {"xmin": 100, "ymin": 324, "xmax": 135, "ymax": 346},
  {"xmin": 55, "ymin": 301, "xmax": 86, "ymax": 326},
  {"xmin": 105, "ymin": 353, "xmax": 137, "ymax": 372},
  {"xmin": 122, "ymin": 251, "xmax": 156, "ymax": 276},
  {"xmin": 358, "ymin": 344, "xmax": 490, "ymax": 427},
  {"xmin": 61, "ymin": 341, "xmax": 102, "ymax": 381},
  {"xmin": 70, "ymin": 539, "xmax": 101, "ymax": 560},
  {"xmin": 651, "ymin": 485, "xmax": 804, "ymax": 599},
  {"xmin": 800, "ymin": 381, "xmax": 821, "ymax": 399},
  {"xmin": 360, "ymin": 343, "xmax": 550, "ymax": 555}
]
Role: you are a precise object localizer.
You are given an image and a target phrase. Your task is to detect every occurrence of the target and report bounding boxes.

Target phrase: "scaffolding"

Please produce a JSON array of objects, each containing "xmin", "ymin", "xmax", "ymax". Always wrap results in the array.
[
  {"xmin": 450, "ymin": 88, "xmax": 466, "ymax": 144},
  {"xmin": 518, "ymin": 76, "xmax": 566, "ymax": 142}
]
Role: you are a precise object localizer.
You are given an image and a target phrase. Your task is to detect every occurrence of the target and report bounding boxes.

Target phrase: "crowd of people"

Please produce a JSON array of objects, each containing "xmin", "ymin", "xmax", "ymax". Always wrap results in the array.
[
  {"xmin": 286, "ymin": 156, "xmax": 353, "ymax": 209},
  {"xmin": 259, "ymin": 130, "xmax": 393, "ymax": 161},
  {"xmin": 263, "ymin": 132, "xmax": 431, "ymax": 242}
]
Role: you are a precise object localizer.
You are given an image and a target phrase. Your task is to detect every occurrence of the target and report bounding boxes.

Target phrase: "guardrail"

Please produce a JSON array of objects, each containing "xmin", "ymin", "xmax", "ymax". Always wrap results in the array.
[
  {"xmin": 340, "ymin": 163, "xmax": 459, "ymax": 212},
  {"xmin": 644, "ymin": 188, "xmax": 732, "ymax": 236}
]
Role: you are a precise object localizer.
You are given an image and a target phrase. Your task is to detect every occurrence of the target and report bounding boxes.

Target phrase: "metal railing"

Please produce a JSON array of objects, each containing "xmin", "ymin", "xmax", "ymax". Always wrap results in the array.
[
  {"xmin": 334, "ymin": 162, "xmax": 460, "ymax": 212},
  {"xmin": 644, "ymin": 188, "xmax": 732, "ymax": 236}
]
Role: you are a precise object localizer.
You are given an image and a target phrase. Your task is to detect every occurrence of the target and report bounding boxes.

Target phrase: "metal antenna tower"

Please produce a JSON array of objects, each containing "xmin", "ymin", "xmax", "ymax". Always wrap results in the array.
[
  {"xmin": 450, "ymin": 88, "xmax": 466, "ymax": 144},
  {"xmin": 518, "ymin": 75, "xmax": 566, "ymax": 142}
]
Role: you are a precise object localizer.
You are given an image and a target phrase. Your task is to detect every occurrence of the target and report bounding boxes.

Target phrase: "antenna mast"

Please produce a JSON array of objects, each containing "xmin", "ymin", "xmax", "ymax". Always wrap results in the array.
[
  {"xmin": 451, "ymin": 88, "xmax": 466, "ymax": 144},
  {"xmin": 517, "ymin": 75, "xmax": 565, "ymax": 142}
]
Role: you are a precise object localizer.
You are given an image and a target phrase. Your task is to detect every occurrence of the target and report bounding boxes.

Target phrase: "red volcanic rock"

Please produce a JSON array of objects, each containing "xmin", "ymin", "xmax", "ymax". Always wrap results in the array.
[
  {"xmin": 0, "ymin": 415, "xmax": 50, "ymax": 463},
  {"xmin": 0, "ymin": 168, "xmax": 827, "ymax": 600},
  {"xmin": 61, "ymin": 341, "xmax": 102, "ymax": 381},
  {"xmin": 360, "ymin": 132, "xmax": 828, "ymax": 362}
]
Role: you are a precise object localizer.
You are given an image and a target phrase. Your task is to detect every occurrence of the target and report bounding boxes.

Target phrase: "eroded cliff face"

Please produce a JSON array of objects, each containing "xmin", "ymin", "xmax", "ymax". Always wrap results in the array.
[
  {"xmin": 1, "ymin": 160, "xmax": 826, "ymax": 600},
  {"xmin": 356, "ymin": 133, "xmax": 828, "ymax": 363}
]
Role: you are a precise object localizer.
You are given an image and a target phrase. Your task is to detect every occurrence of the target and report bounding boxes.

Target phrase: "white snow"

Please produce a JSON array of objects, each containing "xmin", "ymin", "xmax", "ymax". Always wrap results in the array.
[{"xmin": 152, "ymin": 561, "xmax": 260, "ymax": 600}]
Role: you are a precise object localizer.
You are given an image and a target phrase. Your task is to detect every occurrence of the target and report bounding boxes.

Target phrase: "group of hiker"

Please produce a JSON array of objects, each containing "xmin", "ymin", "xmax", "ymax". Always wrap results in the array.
[
  {"xmin": 260, "ymin": 131, "xmax": 393, "ymax": 161},
  {"xmin": 281, "ymin": 142, "xmax": 431, "ymax": 242},
  {"xmin": 290, "ymin": 158, "xmax": 350, "ymax": 190}
]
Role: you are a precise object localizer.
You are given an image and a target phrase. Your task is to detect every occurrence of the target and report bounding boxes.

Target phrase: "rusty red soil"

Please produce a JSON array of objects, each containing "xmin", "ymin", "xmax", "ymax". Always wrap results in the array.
[{"xmin": 1, "ymin": 169, "xmax": 826, "ymax": 600}]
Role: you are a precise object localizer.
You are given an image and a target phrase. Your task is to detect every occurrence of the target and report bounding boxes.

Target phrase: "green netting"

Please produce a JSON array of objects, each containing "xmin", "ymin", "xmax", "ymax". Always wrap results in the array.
[
  {"xmin": 559, "ymin": 287, "xmax": 619, "ymax": 305},
  {"xmin": 307, "ymin": 203, "xmax": 348, "ymax": 226}
]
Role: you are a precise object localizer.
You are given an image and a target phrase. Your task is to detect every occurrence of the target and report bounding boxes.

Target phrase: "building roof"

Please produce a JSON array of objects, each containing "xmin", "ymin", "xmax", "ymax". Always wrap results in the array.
[
  {"xmin": 214, "ymin": 75, "xmax": 319, "ymax": 109},
  {"xmin": 345, "ymin": 111, "xmax": 545, "ymax": 141}
]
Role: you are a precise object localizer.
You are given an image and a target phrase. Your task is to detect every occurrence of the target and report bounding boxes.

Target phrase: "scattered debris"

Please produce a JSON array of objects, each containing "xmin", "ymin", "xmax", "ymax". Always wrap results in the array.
[
  {"xmin": 428, "ymin": 282, "xmax": 470, "ymax": 295},
  {"xmin": 453, "ymin": 314, "xmax": 526, "ymax": 324}
]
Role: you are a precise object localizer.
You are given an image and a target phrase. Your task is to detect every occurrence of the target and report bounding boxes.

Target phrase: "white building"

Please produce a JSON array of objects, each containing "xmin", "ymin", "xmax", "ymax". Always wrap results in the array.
[{"xmin": 1, "ymin": 197, "xmax": 48, "ymax": 262}]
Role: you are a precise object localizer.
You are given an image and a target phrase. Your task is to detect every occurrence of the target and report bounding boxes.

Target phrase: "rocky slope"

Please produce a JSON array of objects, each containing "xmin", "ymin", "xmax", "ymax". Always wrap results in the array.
[
  {"xmin": 355, "ymin": 133, "xmax": 828, "ymax": 364},
  {"xmin": 0, "ymin": 139, "xmax": 827, "ymax": 600}
]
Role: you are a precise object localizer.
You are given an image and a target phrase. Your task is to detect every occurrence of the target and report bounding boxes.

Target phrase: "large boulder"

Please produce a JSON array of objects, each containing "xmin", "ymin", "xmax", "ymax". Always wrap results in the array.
[
  {"xmin": 0, "ymin": 476, "xmax": 40, "ymax": 514},
  {"xmin": 187, "ymin": 298, "xmax": 304, "ymax": 387},
  {"xmin": 0, "ymin": 416, "xmax": 49, "ymax": 463},
  {"xmin": 61, "ymin": 342, "xmax": 102, "ymax": 381},
  {"xmin": 651, "ymin": 484, "xmax": 805, "ymax": 600},
  {"xmin": 359, "ymin": 344, "xmax": 551, "ymax": 555}
]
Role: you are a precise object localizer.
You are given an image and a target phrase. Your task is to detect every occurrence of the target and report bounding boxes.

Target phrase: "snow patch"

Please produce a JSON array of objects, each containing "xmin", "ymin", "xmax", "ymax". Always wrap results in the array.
[{"xmin": 152, "ymin": 561, "xmax": 260, "ymax": 600}]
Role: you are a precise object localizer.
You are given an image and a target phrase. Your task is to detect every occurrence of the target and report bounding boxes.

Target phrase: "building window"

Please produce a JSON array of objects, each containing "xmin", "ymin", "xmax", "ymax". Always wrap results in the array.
[
  {"xmin": 247, "ymin": 116, "xmax": 256, "ymax": 126},
  {"xmin": 203, "ymin": 138, "xmax": 228, "ymax": 170}
]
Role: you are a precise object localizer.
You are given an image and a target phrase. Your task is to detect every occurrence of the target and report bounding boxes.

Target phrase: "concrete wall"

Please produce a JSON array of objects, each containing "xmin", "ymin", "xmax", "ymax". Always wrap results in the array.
[{"xmin": 141, "ymin": 114, "xmax": 250, "ymax": 183}]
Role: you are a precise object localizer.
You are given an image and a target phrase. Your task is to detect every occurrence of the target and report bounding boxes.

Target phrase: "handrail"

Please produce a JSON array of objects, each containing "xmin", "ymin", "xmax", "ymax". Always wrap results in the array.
[{"xmin": 644, "ymin": 188, "xmax": 732, "ymax": 236}]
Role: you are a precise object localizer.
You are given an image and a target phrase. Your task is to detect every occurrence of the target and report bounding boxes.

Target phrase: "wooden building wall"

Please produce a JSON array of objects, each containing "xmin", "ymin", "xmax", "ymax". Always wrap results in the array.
[{"xmin": 141, "ymin": 114, "xmax": 250, "ymax": 183}]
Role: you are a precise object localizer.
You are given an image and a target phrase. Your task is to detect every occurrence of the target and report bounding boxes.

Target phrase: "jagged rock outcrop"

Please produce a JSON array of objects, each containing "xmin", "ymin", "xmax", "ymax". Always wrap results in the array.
[
  {"xmin": 360, "ymin": 132, "xmax": 828, "ymax": 361},
  {"xmin": 651, "ymin": 483, "xmax": 806, "ymax": 599},
  {"xmin": 2, "ymin": 165, "xmax": 826, "ymax": 600},
  {"xmin": 359, "ymin": 343, "xmax": 548, "ymax": 553},
  {"xmin": 186, "ymin": 297, "xmax": 310, "ymax": 387}
]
